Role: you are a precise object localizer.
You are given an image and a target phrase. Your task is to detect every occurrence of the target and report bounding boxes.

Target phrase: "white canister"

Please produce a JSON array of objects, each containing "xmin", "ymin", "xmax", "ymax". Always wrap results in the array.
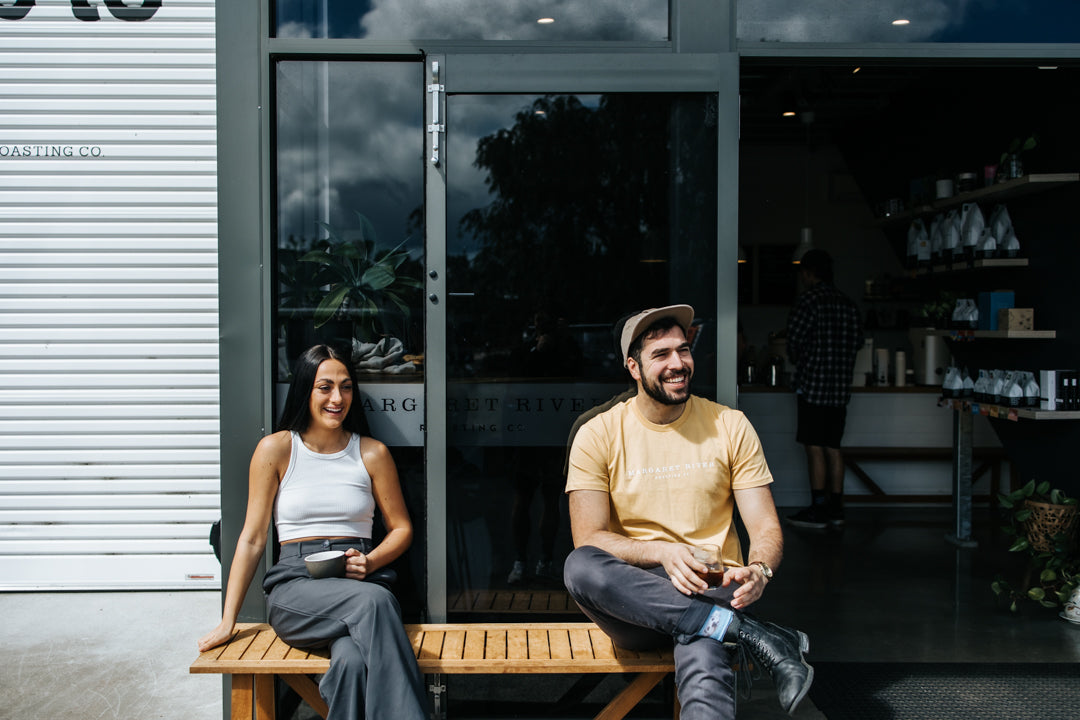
[
  {"xmin": 894, "ymin": 351, "xmax": 906, "ymax": 387},
  {"xmin": 935, "ymin": 178, "xmax": 954, "ymax": 199}
]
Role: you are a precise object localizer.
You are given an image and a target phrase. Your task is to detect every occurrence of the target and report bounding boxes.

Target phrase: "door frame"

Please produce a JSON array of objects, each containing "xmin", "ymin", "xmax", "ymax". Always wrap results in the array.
[{"xmin": 423, "ymin": 52, "xmax": 740, "ymax": 620}]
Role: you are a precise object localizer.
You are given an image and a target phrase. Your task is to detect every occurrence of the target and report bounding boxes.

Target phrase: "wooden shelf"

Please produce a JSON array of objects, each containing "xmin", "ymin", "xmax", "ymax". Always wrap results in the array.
[
  {"xmin": 879, "ymin": 173, "xmax": 1079, "ymax": 225},
  {"xmin": 940, "ymin": 397, "xmax": 1080, "ymax": 421},
  {"xmin": 927, "ymin": 329, "xmax": 1056, "ymax": 340},
  {"xmin": 914, "ymin": 257, "xmax": 1028, "ymax": 275}
]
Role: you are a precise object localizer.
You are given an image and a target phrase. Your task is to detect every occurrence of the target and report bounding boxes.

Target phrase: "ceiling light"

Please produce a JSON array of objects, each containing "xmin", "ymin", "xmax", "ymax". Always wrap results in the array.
[
  {"xmin": 852, "ymin": 67, "xmax": 861, "ymax": 74},
  {"xmin": 892, "ymin": 19, "xmax": 910, "ymax": 26},
  {"xmin": 537, "ymin": 17, "xmax": 555, "ymax": 24},
  {"xmin": 782, "ymin": 111, "xmax": 796, "ymax": 117},
  {"xmin": 1038, "ymin": 66, "xmax": 1058, "ymax": 70}
]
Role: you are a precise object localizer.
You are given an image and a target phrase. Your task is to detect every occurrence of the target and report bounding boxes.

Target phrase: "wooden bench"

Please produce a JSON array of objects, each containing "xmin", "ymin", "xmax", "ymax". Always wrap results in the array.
[
  {"xmin": 842, "ymin": 445, "xmax": 1014, "ymax": 501},
  {"xmin": 191, "ymin": 621, "xmax": 681, "ymax": 720}
]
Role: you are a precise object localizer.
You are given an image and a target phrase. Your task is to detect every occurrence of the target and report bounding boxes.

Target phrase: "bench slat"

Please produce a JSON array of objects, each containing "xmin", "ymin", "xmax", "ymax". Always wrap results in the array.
[
  {"xmin": 462, "ymin": 628, "xmax": 486, "ymax": 661},
  {"xmin": 419, "ymin": 630, "xmax": 444, "ymax": 661},
  {"xmin": 527, "ymin": 628, "xmax": 549, "ymax": 660},
  {"xmin": 486, "ymin": 629, "xmax": 506, "ymax": 660},
  {"xmin": 442, "ymin": 629, "xmax": 465, "ymax": 661},
  {"xmin": 507, "ymin": 628, "xmax": 527, "ymax": 660},
  {"xmin": 549, "ymin": 628, "xmax": 573, "ymax": 660},
  {"xmin": 590, "ymin": 628, "xmax": 616, "ymax": 660}
]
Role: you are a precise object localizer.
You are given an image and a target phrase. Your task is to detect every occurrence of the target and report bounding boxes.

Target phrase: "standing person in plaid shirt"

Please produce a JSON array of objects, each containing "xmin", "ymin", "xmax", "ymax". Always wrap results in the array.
[{"xmin": 785, "ymin": 249, "xmax": 863, "ymax": 530}]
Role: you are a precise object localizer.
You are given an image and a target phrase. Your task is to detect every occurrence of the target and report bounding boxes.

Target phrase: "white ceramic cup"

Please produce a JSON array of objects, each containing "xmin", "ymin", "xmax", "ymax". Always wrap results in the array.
[{"xmin": 304, "ymin": 550, "xmax": 346, "ymax": 579}]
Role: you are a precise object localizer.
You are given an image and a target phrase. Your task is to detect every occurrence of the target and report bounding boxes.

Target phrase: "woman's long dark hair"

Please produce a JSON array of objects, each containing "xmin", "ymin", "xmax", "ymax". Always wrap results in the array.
[{"xmin": 276, "ymin": 344, "xmax": 369, "ymax": 436}]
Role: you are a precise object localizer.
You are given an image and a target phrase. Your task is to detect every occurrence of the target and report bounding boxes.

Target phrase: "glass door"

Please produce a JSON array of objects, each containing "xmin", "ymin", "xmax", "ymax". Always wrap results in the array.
[
  {"xmin": 273, "ymin": 59, "xmax": 428, "ymax": 618},
  {"xmin": 437, "ymin": 68, "xmax": 723, "ymax": 621}
]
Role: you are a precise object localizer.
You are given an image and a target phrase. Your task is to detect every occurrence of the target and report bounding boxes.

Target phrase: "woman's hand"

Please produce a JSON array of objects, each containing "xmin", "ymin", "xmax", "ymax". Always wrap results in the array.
[
  {"xmin": 197, "ymin": 620, "xmax": 236, "ymax": 653},
  {"xmin": 344, "ymin": 547, "xmax": 370, "ymax": 580}
]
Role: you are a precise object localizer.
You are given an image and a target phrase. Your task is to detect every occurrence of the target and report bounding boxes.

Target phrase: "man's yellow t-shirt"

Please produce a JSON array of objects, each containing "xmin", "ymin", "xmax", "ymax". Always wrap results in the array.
[{"xmin": 565, "ymin": 394, "xmax": 774, "ymax": 569}]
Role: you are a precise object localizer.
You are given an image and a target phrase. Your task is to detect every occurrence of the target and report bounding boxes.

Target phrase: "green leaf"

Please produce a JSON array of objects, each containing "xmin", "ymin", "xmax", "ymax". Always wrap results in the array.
[
  {"xmin": 354, "ymin": 212, "xmax": 379, "ymax": 245},
  {"xmin": 1027, "ymin": 587, "xmax": 1046, "ymax": 601},
  {"xmin": 1008, "ymin": 537, "xmax": 1030, "ymax": 553},
  {"xmin": 998, "ymin": 494, "xmax": 1015, "ymax": 509},
  {"xmin": 361, "ymin": 264, "xmax": 396, "ymax": 290},
  {"xmin": 313, "ymin": 285, "xmax": 350, "ymax": 327},
  {"xmin": 1020, "ymin": 479, "xmax": 1036, "ymax": 497},
  {"xmin": 1014, "ymin": 508, "xmax": 1032, "ymax": 522},
  {"xmin": 1035, "ymin": 480, "xmax": 1051, "ymax": 497},
  {"xmin": 299, "ymin": 250, "xmax": 334, "ymax": 265},
  {"xmin": 1040, "ymin": 568, "xmax": 1058, "ymax": 583},
  {"xmin": 316, "ymin": 220, "xmax": 345, "ymax": 246},
  {"xmin": 991, "ymin": 580, "xmax": 1004, "ymax": 595}
]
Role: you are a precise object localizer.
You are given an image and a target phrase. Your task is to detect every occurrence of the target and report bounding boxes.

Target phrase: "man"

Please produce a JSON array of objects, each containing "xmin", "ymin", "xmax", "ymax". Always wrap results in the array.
[
  {"xmin": 786, "ymin": 249, "xmax": 863, "ymax": 530},
  {"xmin": 563, "ymin": 304, "xmax": 813, "ymax": 719}
]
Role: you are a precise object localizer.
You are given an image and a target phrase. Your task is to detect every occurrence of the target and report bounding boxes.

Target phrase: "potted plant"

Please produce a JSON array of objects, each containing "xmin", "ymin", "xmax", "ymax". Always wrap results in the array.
[
  {"xmin": 298, "ymin": 211, "xmax": 422, "ymax": 342},
  {"xmin": 992, "ymin": 479, "xmax": 1079, "ymax": 613}
]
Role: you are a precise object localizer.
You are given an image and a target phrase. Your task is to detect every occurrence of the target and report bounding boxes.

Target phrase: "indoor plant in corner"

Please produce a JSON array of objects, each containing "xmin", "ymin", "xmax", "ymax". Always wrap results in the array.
[
  {"xmin": 300, "ymin": 211, "xmax": 422, "ymax": 343},
  {"xmin": 992, "ymin": 479, "xmax": 1079, "ymax": 615}
]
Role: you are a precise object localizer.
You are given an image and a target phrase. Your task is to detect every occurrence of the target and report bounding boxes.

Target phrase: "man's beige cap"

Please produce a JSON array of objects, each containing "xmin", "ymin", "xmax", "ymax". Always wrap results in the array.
[{"xmin": 619, "ymin": 304, "xmax": 695, "ymax": 367}]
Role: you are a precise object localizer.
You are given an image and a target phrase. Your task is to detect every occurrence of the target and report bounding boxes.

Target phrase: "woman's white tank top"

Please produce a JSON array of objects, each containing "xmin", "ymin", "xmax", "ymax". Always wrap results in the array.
[{"xmin": 274, "ymin": 431, "xmax": 375, "ymax": 542}]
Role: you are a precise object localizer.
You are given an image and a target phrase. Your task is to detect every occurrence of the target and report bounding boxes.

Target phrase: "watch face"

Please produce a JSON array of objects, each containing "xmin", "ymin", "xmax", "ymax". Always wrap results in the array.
[{"xmin": 755, "ymin": 561, "xmax": 773, "ymax": 578}]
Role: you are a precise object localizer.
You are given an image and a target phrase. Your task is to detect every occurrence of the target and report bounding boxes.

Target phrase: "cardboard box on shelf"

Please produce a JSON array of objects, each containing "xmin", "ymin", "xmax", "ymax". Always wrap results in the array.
[{"xmin": 998, "ymin": 307, "xmax": 1034, "ymax": 331}]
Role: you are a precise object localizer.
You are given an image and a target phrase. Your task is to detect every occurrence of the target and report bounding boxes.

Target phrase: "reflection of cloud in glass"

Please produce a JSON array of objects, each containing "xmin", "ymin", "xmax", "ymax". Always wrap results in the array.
[
  {"xmin": 738, "ymin": 0, "xmax": 955, "ymax": 42},
  {"xmin": 276, "ymin": 62, "xmax": 423, "ymax": 254},
  {"xmin": 363, "ymin": 0, "xmax": 665, "ymax": 40},
  {"xmin": 274, "ymin": 0, "xmax": 666, "ymax": 40}
]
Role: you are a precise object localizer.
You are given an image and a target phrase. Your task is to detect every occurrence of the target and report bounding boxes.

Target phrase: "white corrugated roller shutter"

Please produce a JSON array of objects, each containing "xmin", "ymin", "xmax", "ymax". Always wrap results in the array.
[{"xmin": 0, "ymin": 0, "xmax": 220, "ymax": 589}]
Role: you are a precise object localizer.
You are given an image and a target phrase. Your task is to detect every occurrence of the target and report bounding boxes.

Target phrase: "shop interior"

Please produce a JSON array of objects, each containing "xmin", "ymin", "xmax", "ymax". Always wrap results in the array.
[{"xmin": 736, "ymin": 59, "xmax": 1080, "ymax": 487}]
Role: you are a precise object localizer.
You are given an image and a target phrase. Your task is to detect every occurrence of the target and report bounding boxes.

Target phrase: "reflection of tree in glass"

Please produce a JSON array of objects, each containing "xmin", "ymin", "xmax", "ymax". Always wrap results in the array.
[{"xmin": 458, "ymin": 94, "xmax": 674, "ymax": 357}]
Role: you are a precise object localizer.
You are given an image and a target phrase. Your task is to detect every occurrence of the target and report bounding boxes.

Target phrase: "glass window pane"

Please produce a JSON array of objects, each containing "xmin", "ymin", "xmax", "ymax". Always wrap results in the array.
[
  {"xmin": 738, "ymin": 0, "xmax": 1080, "ymax": 43},
  {"xmin": 273, "ymin": 60, "xmax": 427, "ymax": 618},
  {"xmin": 444, "ymin": 92, "xmax": 718, "ymax": 615},
  {"xmin": 274, "ymin": 60, "xmax": 425, "ymax": 385},
  {"xmin": 274, "ymin": 0, "xmax": 668, "ymax": 41}
]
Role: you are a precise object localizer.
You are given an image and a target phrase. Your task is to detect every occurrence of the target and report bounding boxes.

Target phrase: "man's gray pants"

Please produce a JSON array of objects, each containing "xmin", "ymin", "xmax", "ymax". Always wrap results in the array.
[
  {"xmin": 564, "ymin": 545, "xmax": 740, "ymax": 720},
  {"xmin": 264, "ymin": 539, "xmax": 428, "ymax": 720}
]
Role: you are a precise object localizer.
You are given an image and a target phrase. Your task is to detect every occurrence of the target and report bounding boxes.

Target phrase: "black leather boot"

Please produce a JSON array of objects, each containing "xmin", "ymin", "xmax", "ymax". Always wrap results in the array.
[{"xmin": 736, "ymin": 615, "xmax": 813, "ymax": 715}]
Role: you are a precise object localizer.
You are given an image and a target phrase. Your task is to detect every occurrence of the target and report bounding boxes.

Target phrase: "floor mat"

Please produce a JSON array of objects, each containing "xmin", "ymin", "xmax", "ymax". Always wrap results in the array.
[{"xmin": 808, "ymin": 662, "xmax": 1080, "ymax": 720}]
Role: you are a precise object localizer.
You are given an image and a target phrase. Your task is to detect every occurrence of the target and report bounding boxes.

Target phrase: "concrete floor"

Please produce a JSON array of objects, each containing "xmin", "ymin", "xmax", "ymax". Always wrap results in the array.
[{"xmin": 4, "ymin": 506, "xmax": 1079, "ymax": 720}]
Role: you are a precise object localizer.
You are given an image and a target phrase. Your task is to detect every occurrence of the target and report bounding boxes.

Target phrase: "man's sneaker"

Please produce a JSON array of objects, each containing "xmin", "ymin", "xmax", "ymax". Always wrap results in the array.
[
  {"xmin": 507, "ymin": 560, "xmax": 525, "ymax": 584},
  {"xmin": 787, "ymin": 505, "xmax": 829, "ymax": 530},
  {"xmin": 736, "ymin": 615, "xmax": 814, "ymax": 715},
  {"xmin": 827, "ymin": 504, "xmax": 845, "ymax": 528},
  {"xmin": 535, "ymin": 559, "xmax": 555, "ymax": 578}
]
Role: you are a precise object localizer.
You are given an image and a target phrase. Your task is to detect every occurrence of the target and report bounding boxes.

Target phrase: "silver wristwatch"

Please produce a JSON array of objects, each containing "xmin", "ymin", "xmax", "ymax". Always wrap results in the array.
[{"xmin": 750, "ymin": 560, "xmax": 773, "ymax": 580}]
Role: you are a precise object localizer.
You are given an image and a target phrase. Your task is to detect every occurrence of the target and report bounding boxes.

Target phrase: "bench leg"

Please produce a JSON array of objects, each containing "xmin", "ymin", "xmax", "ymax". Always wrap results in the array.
[
  {"xmin": 230, "ymin": 675, "xmax": 253, "ymax": 720},
  {"xmin": 229, "ymin": 674, "xmax": 278, "ymax": 720},
  {"xmin": 281, "ymin": 674, "xmax": 329, "ymax": 718},
  {"xmin": 593, "ymin": 671, "xmax": 668, "ymax": 720},
  {"xmin": 254, "ymin": 675, "xmax": 275, "ymax": 720}
]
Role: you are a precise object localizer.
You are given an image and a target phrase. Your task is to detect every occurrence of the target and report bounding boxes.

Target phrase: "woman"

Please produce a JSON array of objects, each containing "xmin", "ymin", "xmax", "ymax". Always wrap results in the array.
[{"xmin": 198, "ymin": 344, "xmax": 428, "ymax": 719}]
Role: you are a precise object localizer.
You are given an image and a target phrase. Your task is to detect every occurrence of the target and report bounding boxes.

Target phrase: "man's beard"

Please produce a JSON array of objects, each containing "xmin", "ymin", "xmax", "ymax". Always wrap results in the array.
[{"xmin": 641, "ymin": 370, "xmax": 691, "ymax": 406}]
